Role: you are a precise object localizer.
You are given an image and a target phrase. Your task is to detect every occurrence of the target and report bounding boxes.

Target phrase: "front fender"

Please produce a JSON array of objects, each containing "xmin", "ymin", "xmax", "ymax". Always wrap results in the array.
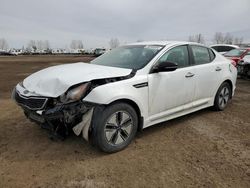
[{"xmin": 83, "ymin": 78, "xmax": 148, "ymax": 118}]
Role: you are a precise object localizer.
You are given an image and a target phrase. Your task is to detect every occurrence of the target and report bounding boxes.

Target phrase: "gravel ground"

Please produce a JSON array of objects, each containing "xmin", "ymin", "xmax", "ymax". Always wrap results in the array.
[{"xmin": 0, "ymin": 55, "xmax": 249, "ymax": 188}]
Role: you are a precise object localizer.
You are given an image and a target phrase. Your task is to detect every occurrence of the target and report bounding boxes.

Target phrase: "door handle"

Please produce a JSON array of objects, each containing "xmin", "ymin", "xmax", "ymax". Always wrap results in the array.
[
  {"xmin": 185, "ymin": 72, "xmax": 195, "ymax": 78},
  {"xmin": 215, "ymin": 67, "xmax": 222, "ymax": 71}
]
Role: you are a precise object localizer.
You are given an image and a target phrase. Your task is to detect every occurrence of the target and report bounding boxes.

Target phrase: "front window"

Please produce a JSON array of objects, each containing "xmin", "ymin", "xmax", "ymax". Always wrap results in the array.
[
  {"xmin": 224, "ymin": 49, "xmax": 246, "ymax": 57},
  {"xmin": 91, "ymin": 45, "xmax": 164, "ymax": 70},
  {"xmin": 157, "ymin": 45, "xmax": 189, "ymax": 67}
]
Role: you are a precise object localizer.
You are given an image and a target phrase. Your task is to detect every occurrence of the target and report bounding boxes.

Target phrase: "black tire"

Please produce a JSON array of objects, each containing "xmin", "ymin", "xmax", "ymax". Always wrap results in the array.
[
  {"xmin": 91, "ymin": 102, "xmax": 138, "ymax": 153},
  {"xmin": 213, "ymin": 82, "xmax": 232, "ymax": 111}
]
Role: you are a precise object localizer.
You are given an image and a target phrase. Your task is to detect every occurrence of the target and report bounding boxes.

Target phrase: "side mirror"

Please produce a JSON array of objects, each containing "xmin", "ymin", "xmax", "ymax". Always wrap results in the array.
[{"xmin": 152, "ymin": 61, "xmax": 178, "ymax": 73}]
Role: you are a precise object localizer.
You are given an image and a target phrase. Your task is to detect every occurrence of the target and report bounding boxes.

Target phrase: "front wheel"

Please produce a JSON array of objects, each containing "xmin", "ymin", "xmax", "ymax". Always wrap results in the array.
[
  {"xmin": 91, "ymin": 103, "xmax": 138, "ymax": 153},
  {"xmin": 213, "ymin": 82, "xmax": 232, "ymax": 111}
]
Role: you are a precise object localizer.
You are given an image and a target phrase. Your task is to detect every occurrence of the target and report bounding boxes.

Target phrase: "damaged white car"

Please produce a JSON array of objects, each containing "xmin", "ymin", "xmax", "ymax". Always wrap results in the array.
[{"xmin": 12, "ymin": 41, "xmax": 237, "ymax": 153}]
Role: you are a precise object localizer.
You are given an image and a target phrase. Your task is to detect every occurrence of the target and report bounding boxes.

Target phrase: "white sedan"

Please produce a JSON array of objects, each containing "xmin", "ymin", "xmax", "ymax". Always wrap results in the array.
[{"xmin": 13, "ymin": 41, "xmax": 237, "ymax": 153}]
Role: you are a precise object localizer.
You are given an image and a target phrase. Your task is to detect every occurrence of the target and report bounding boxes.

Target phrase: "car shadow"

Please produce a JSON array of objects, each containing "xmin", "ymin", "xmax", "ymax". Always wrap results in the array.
[{"xmin": 1, "ymin": 106, "xmax": 217, "ymax": 162}]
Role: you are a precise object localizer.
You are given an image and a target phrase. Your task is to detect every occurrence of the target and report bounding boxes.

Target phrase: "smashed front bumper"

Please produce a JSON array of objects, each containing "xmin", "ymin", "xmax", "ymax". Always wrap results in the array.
[{"xmin": 12, "ymin": 85, "xmax": 96, "ymax": 141}]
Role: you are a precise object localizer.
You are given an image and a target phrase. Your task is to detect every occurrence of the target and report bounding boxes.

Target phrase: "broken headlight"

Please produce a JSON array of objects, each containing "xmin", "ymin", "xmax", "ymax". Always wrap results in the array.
[{"xmin": 60, "ymin": 82, "xmax": 90, "ymax": 103}]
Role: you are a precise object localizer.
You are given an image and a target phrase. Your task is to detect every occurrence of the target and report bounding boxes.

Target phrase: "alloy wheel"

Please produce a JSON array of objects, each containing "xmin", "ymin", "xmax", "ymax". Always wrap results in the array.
[
  {"xmin": 219, "ymin": 87, "xmax": 230, "ymax": 109},
  {"xmin": 104, "ymin": 111, "xmax": 133, "ymax": 145}
]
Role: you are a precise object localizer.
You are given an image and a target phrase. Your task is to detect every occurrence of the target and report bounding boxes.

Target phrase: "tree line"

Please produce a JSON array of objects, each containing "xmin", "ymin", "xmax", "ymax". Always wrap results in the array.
[
  {"xmin": 0, "ymin": 38, "xmax": 121, "ymax": 51},
  {"xmin": 0, "ymin": 39, "xmax": 86, "ymax": 51},
  {"xmin": 0, "ymin": 34, "xmax": 245, "ymax": 51},
  {"xmin": 188, "ymin": 32, "xmax": 244, "ymax": 45},
  {"xmin": 0, "ymin": 38, "xmax": 8, "ymax": 50}
]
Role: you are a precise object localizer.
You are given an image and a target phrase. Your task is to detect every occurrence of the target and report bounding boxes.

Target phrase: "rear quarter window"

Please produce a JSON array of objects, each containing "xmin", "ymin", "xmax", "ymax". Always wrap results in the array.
[{"xmin": 208, "ymin": 49, "xmax": 216, "ymax": 61}]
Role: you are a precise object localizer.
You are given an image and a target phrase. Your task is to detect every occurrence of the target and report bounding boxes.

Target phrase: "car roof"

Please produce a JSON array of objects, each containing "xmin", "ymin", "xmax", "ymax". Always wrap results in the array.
[
  {"xmin": 231, "ymin": 48, "xmax": 250, "ymax": 51},
  {"xmin": 127, "ymin": 41, "xmax": 202, "ymax": 47},
  {"xmin": 210, "ymin": 44, "xmax": 239, "ymax": 48}
]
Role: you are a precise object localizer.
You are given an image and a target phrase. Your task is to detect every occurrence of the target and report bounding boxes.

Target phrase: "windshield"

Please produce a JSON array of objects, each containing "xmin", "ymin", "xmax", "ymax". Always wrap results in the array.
[
  {"xmin": 224, "ymin": 49, "xmax": 246, "ymax": 57},
  {"xmin": 91, "ymin": 45, "xmax": 164, "ymax": 70}
]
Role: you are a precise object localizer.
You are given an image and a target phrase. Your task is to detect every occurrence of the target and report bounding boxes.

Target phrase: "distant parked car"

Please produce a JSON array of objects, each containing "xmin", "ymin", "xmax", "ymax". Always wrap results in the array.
[
  {"xmin": 0, "ymin": 50, "xmax": 15, "ymax": 56},
  {"xmin": 223, "ymin": 48, "xmax": 250, "ymax": 65},
  {"xmin": 94, "ymin": 48, "xmax": 106, "ymax": 57},
  {"xmin": 12, "ymin": 41, "xmax": 237, "ymax": 153},
  {"xmin": 10, "ymin": 49, "xmax": 23, "ymax": 55},
  {"xmin": 210, "ymin": 44, "xmax": 239, "ymax": 55}
]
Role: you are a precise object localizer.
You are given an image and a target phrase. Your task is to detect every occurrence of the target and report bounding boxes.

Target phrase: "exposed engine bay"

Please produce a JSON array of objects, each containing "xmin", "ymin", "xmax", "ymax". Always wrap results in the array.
[{"xmin": 13, "ymin": 70, "xmax": 136, "ymax": 141}]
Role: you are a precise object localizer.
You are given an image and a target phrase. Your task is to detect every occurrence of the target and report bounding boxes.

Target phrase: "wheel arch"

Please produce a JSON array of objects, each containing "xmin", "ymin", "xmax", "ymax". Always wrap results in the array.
[
  {"xmin": 213, "ymin": 79, "xmax": 233, "ymax": 111},
  {"xmin": 108, "ymin": 98, "xmax": 144, "ymax": 131},
  {"xmin": 223, "ymin": 79, "xmax": 233, "ymax": 98}
]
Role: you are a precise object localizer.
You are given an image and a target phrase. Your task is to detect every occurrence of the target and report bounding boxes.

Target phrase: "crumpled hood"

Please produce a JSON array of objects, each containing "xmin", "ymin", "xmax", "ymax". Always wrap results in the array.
[{"xmin": 23, "ymin": 62, "xmax": 132, "ymax": 97}]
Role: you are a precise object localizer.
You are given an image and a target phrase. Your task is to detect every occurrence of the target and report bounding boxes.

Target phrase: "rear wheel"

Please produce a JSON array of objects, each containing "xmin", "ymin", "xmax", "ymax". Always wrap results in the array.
[
  {"xmin": 91, "ymin": 103, "xmax": 138, "ymax": 153},
  {"xmin": 213, "ymin": 82, "xmax": 231, "ymax": 111}
]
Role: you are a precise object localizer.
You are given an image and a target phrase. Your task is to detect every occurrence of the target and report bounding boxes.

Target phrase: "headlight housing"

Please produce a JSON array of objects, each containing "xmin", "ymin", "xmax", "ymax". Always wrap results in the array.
[{"xmin": 60, "ymin": 82, "xmax": 90, "ymax": 103}]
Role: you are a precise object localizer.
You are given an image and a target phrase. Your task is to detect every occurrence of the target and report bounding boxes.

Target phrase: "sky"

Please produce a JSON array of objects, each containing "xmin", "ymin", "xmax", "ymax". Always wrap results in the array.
[{"xmin": 0, "ymin": 0, "xmax": 250, "ymax": 49}]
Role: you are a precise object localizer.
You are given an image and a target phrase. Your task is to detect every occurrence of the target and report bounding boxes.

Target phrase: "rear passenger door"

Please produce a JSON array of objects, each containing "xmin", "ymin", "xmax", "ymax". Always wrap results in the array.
[{"xmin": 189, "ymin": 45, "xmax": 220, "ymax": 107}]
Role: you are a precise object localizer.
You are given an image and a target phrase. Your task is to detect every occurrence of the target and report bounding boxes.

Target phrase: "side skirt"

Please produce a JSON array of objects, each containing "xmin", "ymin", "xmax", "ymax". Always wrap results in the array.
[{"xmin": 144, "ymin": 102, "xmax": 212, "ymax": 129}]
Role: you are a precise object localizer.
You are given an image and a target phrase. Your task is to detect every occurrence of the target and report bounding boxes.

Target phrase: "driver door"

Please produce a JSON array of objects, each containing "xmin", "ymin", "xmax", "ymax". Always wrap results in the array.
[{"xmin": 148, "ymin": 45, "xmax": 196, "ymax": 120}]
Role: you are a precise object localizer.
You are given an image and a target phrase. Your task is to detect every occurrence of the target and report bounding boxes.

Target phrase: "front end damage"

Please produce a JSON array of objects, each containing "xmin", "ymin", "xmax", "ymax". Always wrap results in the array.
[
  {"xmin": 12, "ymin": 70, "xmax": 136, "ymax": 141},
  {"xmin": 12, "ymin": 64, "xmax": 136, "ymax": 141},
  {"xmin": 12, "ymin": 86, "xmax": 98, "ymax": 141}
]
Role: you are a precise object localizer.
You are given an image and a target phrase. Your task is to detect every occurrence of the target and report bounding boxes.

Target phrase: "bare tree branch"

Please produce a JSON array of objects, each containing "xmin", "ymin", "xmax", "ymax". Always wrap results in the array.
[
  {"xmin": 188, "ymin": 34, "xmax": 205, "ymax": 44},
  {"xmin": 109, "ymin": 38, "xmax": 120, "ymax": 49},
  {"xmin": 0, "ymin": 38, "xmax": 9, "ymax": 50},
  {"xmin": 213, "ymin": 32, "xmax": 244, "ymax": 45},
  {"xmin": 70, "ymin": 40, "xmax": 84, "ymax": 49},
  {"xmin": 224, "ymin": 33, "xmax": 233, "ymax": 44}
]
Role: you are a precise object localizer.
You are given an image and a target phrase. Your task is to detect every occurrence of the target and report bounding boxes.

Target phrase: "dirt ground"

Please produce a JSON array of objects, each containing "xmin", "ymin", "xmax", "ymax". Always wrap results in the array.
[{"xmin": 0, "ymin": 55, "xmax": 250, "ymax": 188}]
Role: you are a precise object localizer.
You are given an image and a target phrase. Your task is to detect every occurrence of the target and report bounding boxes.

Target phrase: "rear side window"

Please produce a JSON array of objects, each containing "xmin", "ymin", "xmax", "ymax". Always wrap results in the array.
[
  {"xmin": 158, "ymin": 45, "xmax": 189, "ymax": 68},
  {"xmin": 218, "ymin": 46, "xmax": 234, "ymax": 52},
  {"xmin": 217, "ymin": 46, "xmax": 224, "ymax": 52},
  {"xmin": 225, "ymin": 46, "xmax": 235, "ymax": 51},
  {"xmin": 211, "ymin": 46, "xmax": 218, "ymax": 51},
  {"xmin": 191, "ymin": 45, "xmax": 211, "ymax": 65}
]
